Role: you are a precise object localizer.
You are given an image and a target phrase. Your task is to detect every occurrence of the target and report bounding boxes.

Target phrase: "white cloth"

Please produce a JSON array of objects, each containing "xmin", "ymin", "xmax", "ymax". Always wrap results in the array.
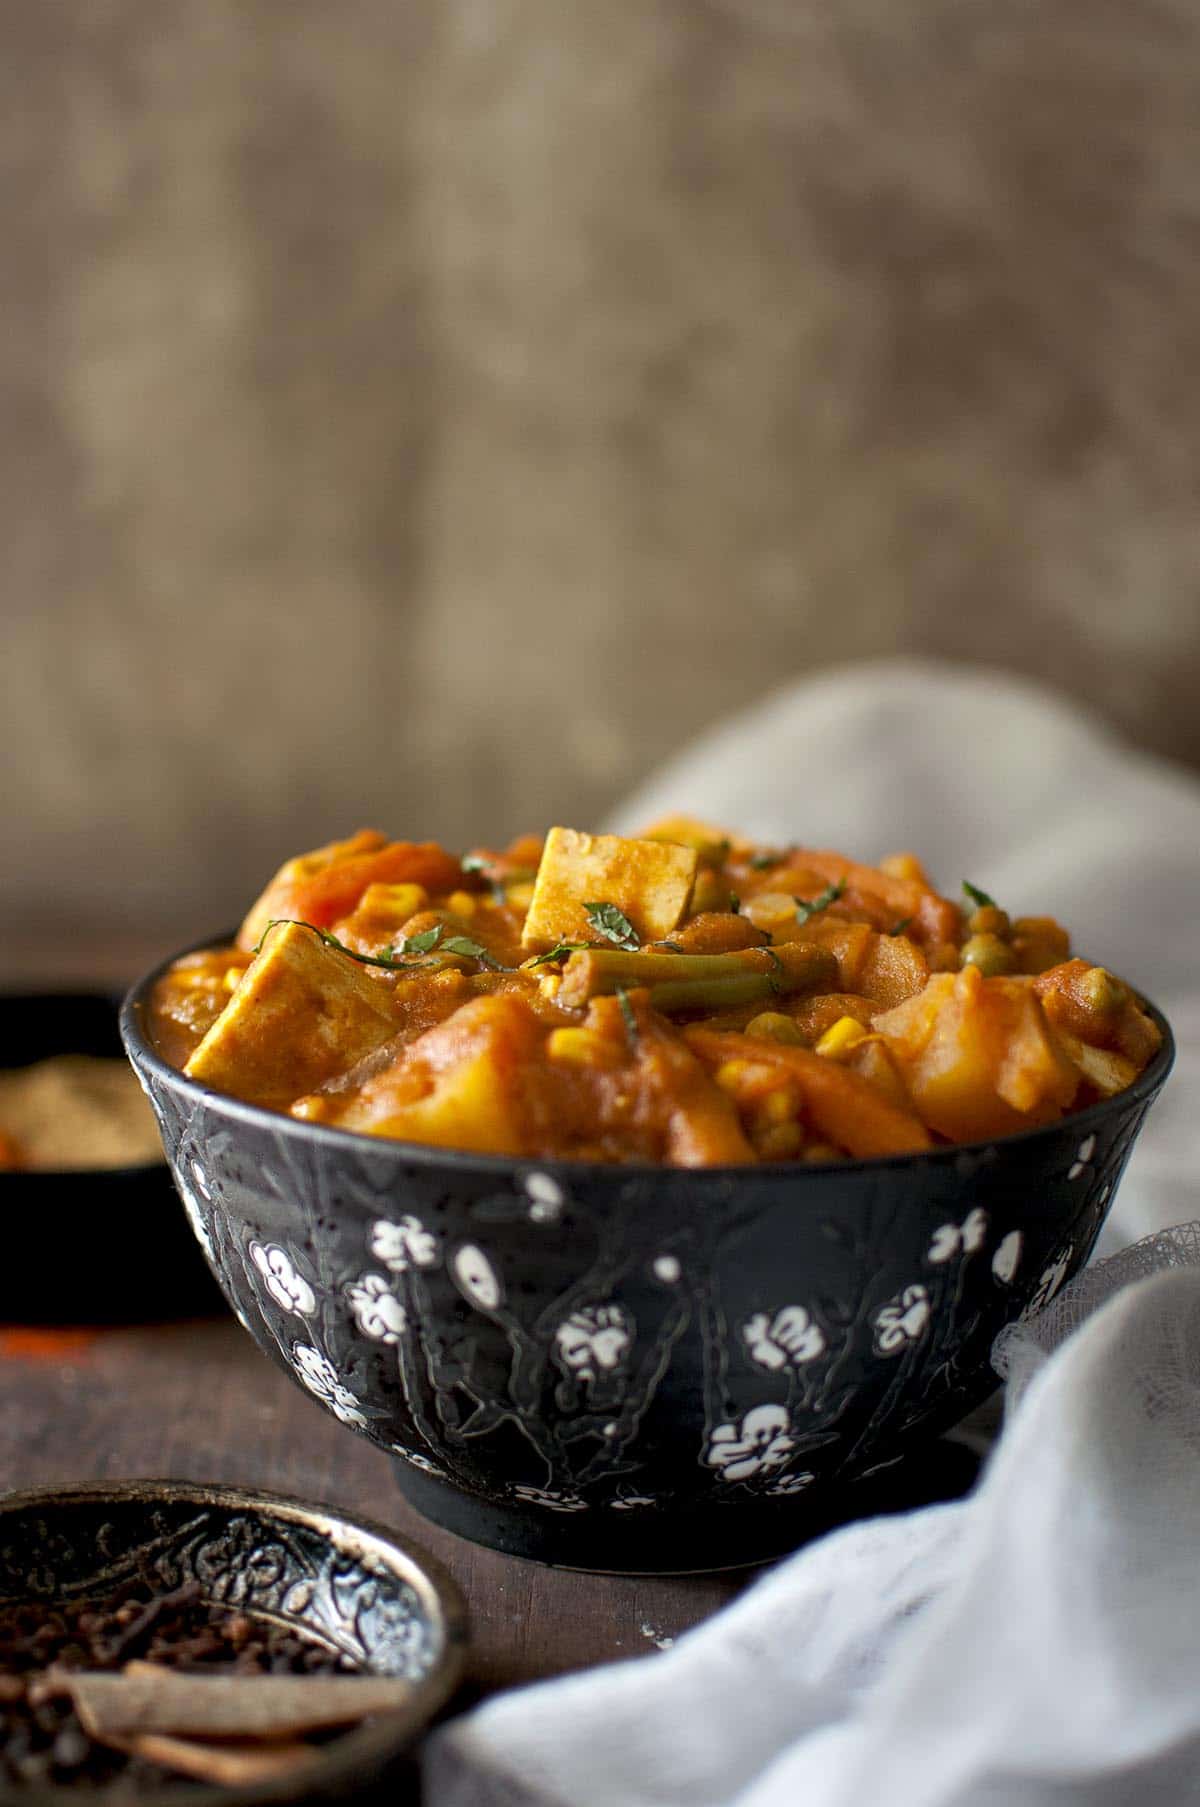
[{"xmin": 426, "ymin": 662, "xmax": 1200, "ymax": 1807}]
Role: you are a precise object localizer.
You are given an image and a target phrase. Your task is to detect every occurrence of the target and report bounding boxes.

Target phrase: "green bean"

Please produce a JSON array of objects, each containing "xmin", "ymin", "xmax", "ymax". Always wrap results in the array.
[{"xmin": 557, "ymin": 942, "xmax": 836, "ymax": 1010}]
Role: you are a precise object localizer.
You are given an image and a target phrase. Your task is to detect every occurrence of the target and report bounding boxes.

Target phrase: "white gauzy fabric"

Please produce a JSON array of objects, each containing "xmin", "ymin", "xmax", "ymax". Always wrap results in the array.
[{"xmin": 425, "ymin": 663, "xmax": 1200, "ymax": 1807}]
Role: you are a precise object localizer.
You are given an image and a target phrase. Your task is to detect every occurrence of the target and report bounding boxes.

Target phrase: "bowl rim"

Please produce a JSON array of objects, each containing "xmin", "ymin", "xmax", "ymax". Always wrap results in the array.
[
  {"xmin": 0, "ymin": 987, "xmax": 169, "ymax": 1179},
  {"xmin": 0, "ymin": 1476, "xmax": 468, "ymax": 1807},
  {"xmin": 121, "ymin": 933, "xmax": 1177, "ymax": 1182}
]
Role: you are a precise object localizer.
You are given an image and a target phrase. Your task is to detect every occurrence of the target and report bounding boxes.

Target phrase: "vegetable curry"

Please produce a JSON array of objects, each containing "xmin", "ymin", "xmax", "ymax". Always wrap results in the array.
[{"xmin": 149, "ymin": 821, "xmax": 1163, "ymax": 1166}]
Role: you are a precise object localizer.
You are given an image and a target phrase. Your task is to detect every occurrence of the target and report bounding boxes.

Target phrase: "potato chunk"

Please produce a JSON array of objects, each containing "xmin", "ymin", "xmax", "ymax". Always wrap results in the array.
[
  {"xmin": 296, "ymin": 995, "xmax": 542, "ymax": 1155},
  {"xmin": 185, "ymin": 922, "xmax": 396, "ymax": 1107},
  {"xmin": 521, "ymin": 827, "xmax": 697, "ymax": 952},
  {"xmin": 874, "ymin": 966, "xmax": 1079, "ymax": 1142}
]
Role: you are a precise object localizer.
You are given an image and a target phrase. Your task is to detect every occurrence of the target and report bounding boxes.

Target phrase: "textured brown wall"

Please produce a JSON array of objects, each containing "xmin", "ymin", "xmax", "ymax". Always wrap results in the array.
[{"xmin": 5, "ymin": 1, "xmax": 1200, "ymax": 965}]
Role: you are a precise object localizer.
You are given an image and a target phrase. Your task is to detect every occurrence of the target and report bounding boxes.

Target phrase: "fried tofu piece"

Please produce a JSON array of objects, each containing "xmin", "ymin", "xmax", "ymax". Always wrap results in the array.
[
  {"xmin": 185, "ymin": 922, "xmax": 397, "ymax": 1107},
  {"xmin": 521, "ymin": 827, "xmax": 697, "ymax": 952}
]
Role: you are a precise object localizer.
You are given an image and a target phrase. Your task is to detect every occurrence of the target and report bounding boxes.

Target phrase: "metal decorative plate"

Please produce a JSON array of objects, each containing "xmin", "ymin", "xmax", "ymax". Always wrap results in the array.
[{"xmin": 0, "ymin": 1481, "xmax": 467, "ymax": 1801}]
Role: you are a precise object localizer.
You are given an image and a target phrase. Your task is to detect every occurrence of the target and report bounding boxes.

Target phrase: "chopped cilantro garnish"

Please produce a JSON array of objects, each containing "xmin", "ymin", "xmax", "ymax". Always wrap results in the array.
[
  {"xmin": 793, "ymin": 880, "xmax": 846, "ymax": 924},
  {"xmin": 583, "ymin": 901, "xmax": 641, "ymax": 950}
]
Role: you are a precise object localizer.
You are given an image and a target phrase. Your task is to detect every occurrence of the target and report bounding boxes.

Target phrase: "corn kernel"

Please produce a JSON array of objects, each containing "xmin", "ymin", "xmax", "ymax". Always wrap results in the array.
[
  {"xmin": 222, "ymin": 967, "xmax": 244, "ymax": 992},
  {"xmin": 547, "ymin": 1027, "xmax": 623, "ymax": 1069},
  {"xmin": 760, "ymin": 1088, "xmax": 796, "ymax": 1126},
  {"xmin": 506, "ymin": 881, "xmax": 536, "ymax": 912},
  {"xmin": 802, "ymin": 1142, "xmax": 840, "ymax": 1163},
  {"xmin": 816, "ymin": 1016, "xmax": 869, "ymax": 1060},
  {"xmin": 446, "ymin": 890, "xmax": 477, "ymax": 917},
  {"xmin": 715, "ymin": 1060, "xmax": 751, "ymax": 1095},
  {"xmin": 358, "ymin": 882, "xmax": 428, "ymax": 924}
]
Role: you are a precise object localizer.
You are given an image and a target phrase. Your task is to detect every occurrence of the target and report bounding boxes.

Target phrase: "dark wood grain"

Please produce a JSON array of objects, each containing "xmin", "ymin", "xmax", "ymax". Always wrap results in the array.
[{"xmin": 0, "ymin": 1316, "xmax": 743, "ymax": 1702}]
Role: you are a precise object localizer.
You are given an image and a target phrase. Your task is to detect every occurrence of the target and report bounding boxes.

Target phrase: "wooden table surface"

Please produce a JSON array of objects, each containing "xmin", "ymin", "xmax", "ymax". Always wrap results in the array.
[{"xmin": 0, "ymin": 1312, "xmax": 743, "ymax": 1705}]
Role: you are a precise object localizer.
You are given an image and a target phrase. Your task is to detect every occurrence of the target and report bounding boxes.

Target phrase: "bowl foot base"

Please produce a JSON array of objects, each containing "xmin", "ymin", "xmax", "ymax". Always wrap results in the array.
[{"xmin": 390, "ymin": 1436, "xmax": 982, "ymax": 1575}]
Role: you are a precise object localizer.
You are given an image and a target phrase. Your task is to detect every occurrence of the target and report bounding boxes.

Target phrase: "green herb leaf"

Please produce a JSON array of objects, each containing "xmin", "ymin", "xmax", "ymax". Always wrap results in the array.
[
  {"xmin": 793, "ymin": 880, "xmax": 846, "ymax": 924},
  {"xmin": 460, "ymin": 853, "xmax": 489, "ymax": 874},
  {"xmin": 749, "ymin": 848, "xmax": 789, "ymax": 870},
  {"xmin": 440, "ymin": 935, "xmax": 504, "ymax": 969},
  {"xmin": 962, "ymin": 880, "xmax": 997, "ymax": 911},
  {"xmin": 583, "ymin": 901, "xmax": 641, "ymax": 950},
  {"xmin": 729, "ymin": 892, "xmax": 741, "ymax": 914},
  {"xmin": 615, "ymin": 985, "xmax": 640, "ymax": 1048},
  {"xmin": 404, "ymin": 925, "xmax": 444, "ymax": 955},
  {"xmin": 890, "ymin": 916, "xmax": 914, "ymax": 938},
  {"xmin": 525, "ymin": 942, "xmax": 591, "ymax": 968},
  {"xmin": 254, "ymin": 917, "xmax": 505, "ymax": 973},
  {"xmin": 257, "ymin": 919, "xmax": 414, "ymax": 971}
]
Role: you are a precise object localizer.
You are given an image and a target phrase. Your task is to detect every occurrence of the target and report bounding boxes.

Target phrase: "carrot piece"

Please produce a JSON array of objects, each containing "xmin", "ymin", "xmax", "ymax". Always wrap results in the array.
[
  {"xmin": 237, "ymin": 835, "xmax": 463, "ymax": 949},
  {"xmin": 299, "ymin": 843, "xmax": 463, "ymax": 928},
  {"xmin": 683, "ymin": 1029, "xmax": 933, "ymax": 1158}
]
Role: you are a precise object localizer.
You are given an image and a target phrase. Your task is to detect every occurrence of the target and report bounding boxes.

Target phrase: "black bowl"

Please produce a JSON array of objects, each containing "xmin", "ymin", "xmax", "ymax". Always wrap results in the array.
[
  {"xmin": 0, "ymin": 1478, "xmax": 466, "ymax": 1804},
  {"xmin": 0, "ymin": 992, "xmax": 223, "ymax": 1322},
  {"xmin": 122, "ymin": 943, "xmax": 1174, "ymax": 1573}
]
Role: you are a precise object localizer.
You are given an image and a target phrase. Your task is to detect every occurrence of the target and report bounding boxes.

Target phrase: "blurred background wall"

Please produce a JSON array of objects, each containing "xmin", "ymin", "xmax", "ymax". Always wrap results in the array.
[{"xmin": 5, "ymin": 0, "xmax": 1200, "ymax": 978}]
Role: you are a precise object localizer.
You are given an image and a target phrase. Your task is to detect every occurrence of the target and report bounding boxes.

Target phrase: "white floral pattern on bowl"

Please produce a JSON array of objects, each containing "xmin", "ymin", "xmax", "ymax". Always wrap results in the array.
[
  {"xmin": 926, "ymin": 1207, "xmax": 988, "ymax": 1266},
  {"xmin": 249, "ymin": 1242, "xmax": 315, "ymax": 1316},
  {"xmin": 451, "ymin": 1243, "xmax": 504, "ymax": 1311},
  {"xmin": 873, "ymin": 1284, "xmax": 932, "ymax": 1355},
  {"xmin": 512, "ymin": 1485, "xmax": 588, "ymax": 1513},
  {"xmin": 742, "ymin": 1305, "xmax": 825, "ymax": 1371},
  {"xmin": 764, "ymin": 1470, "xmax": 815, "ymax": 1497},
  {"xmin": 1024, "ymin": 1244, "xmax": 1074, "ymax": 1316},
  {"xmin": 524, "ymin": 1172, "xmax": 564, "ymax": 1223},
  {"xmin": 391, "ymin": 1445, "xmax": 444, "ymax": 1476},
  {"xmin": 553, "ymin": 1305, "xmax": 633, "ymax": 1383},
  {"xmin": 370, "ymin": 1216, "xmax": 439, "ymax": 1273},
  {"xmin": 291, "ymin": 1344, "xmax": 367, "ymax": 1428},
  {"xmin": 992, "ymin": 1230, "xmax": 1023, "ymax": 1286},
  {"xmin": 1068, "ymin": 1134, "xmax": 1097, "ymax": 1181},
  {"xmin": 704, "ymin": 1404, "xmax": 796, "ymax": 1482},
  {"xmin": 346, "ymin": 1274, "xmax": 407, "ymax": 1344}
]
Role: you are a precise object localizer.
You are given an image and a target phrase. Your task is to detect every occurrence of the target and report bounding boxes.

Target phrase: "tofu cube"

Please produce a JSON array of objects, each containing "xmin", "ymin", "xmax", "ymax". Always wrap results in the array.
[
  {"xmin": 521, "ymin": 827, "xmax": 698, "ymax": 952},
  {"xmin": 185, "ymin": 921, "xmax": 396, "ymax": 1106}
]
